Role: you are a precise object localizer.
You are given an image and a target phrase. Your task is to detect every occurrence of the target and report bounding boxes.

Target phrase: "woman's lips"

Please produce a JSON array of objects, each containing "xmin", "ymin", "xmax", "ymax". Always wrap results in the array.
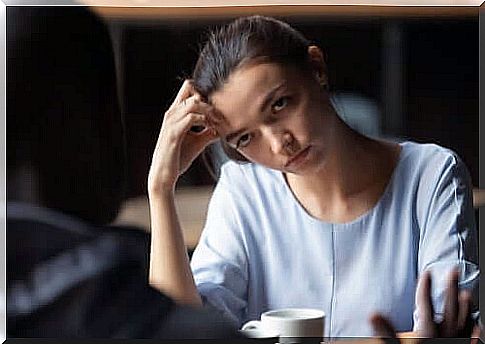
[{"xmin": 285, "ymin": 146, "xmax": 311, "ymax": 169}]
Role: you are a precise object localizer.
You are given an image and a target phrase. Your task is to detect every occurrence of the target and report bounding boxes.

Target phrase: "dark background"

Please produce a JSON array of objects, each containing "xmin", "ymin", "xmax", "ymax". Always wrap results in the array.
[
  {"xmin": 5, "ymin": 5, "xmax": 481, "ymax": 339},
  {"xmin": 103, "ymin": 12, "xmax": 479, "ymax": 198},
  {"xmin": 6, "ymin": 6, "xmax": 479, "ymax": 214}
]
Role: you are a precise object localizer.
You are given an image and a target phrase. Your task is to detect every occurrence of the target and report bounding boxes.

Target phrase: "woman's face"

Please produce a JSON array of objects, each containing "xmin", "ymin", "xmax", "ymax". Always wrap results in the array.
[{"xmin": 210, "ymin": 60, "xmax": 336, "ymax": 175}]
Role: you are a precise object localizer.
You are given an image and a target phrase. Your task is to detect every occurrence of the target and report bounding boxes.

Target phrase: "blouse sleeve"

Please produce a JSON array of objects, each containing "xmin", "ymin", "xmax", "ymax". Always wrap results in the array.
[
  {"xmin": 190, "ymin": 165, "xmax": 249, "ymax": 327},
  {"xmin": 413, "ymin": 152, "xmax": 479, "ymax": 331}
]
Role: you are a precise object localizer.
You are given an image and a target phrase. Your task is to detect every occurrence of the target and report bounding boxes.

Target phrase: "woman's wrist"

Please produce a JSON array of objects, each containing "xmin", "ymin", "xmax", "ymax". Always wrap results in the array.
[
  {"xmin": 147, "ymin": 170, "xmax": 177, "ymax": 196},
  {"xmin": 148, "ymin": 182, "xmax": 175, "ymax": 200}
]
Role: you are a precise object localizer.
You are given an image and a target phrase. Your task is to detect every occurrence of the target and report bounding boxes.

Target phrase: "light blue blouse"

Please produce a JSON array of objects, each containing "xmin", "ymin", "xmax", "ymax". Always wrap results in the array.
[{"xmin": 190, "ymin": 141, "xmax": 479, "ymax": 337}]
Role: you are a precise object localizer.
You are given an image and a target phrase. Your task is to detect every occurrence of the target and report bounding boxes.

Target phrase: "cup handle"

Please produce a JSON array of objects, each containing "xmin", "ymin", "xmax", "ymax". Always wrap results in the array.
[{"xmin": 241, "ymin": 320, "xmax": 262, "ymax": 331}]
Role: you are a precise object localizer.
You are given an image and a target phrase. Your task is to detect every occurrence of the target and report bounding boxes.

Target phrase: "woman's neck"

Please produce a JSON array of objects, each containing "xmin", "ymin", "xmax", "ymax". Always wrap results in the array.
[{"xmin": 284, "ymin": 119, "xmax": 400, "ymax": 222}]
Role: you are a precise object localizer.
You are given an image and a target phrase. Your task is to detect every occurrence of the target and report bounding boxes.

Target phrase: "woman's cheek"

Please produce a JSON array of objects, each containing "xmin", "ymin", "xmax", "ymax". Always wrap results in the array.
[
  {"xmin": 239, "ymin": 147, "xmax": 261, "ymax": 163},
  {"xmin": 245, "ymin": 148, "xmax": 274, "ymax": 167}
]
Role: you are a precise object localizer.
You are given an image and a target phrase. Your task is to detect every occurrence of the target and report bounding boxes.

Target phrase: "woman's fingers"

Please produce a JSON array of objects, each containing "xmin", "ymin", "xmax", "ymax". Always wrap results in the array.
[
  {"xmin": 166, "ymin": 94, "xmax": 209, "ymax": 118},
  {"xmin": 186, "ymin": 124, "xmax": 219, "ymax": 155},
  {"xmin": 168, "ymin": 80, "xmax": 221, "ymax": 122},
  {"xmin": 440, "ymin": 268, "xmax": 474, "ymax": 338},
  {"xmin": 149, "ymin": 80, "xmax": 221, "ymax": 191},
  {"xmin": 168, "ymin": 95, "xmax": 221, "ymax": 132},
  {"xmin": 173, "ymin": 112, "xmax": 218, "ymax": 144},
  {"xmin": 177, "ymin": 114, "xmax": 218, "ymax": 174},
  {"xmin": 169, "ymin": 79, "xmax": 194, "ymax": 111},
  {"xmin": 179, "ymin": 113, "xmax": 209, "ymax": 132},
  {"xmin": 416, "ymin": 271, "xmax": 436, "ymax": 337},
  {"xmin": 442, "ymin": 268, "xmax": 460, "ymax": 336},
  {"xmin": 457, "ymin": 290, "xmax": 472, "ymax": 331},
  {"xmin": 369, "ymin": 313, "xmax": 400, "ymax": 344},
  {"xmin": 412, "ymin": 268, "xmax": 475, "ymax": 339},
  {"xmin": 418, "ymin": 271, "xmax": 435, "ymax": 322},
  {"xmin": 185, "ymin": 96, "xmax": 214, "ymax": 118},
  {"xmin": 370, "ymin": 313, "xmax": 397, "ymax": 337},
  {"xmin": 165, "ymin": 80, "xmax": 224, "ymax": 137}
]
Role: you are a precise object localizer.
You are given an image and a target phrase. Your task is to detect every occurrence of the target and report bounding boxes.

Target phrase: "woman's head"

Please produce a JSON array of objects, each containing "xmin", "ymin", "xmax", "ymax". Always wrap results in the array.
[
  {"xmin": 192, "ymin": 16, "xmax": 322, "ymax": 96},
  {"xmin": 193, "ymin": 16, "xmax": 334, "ymax": 172}
]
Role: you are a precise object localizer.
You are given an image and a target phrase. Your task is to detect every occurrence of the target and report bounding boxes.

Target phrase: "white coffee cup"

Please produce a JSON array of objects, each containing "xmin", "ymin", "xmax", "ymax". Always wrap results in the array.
[
  {"xmin": 241, "ymin": 308, "xmax": 325, "ymax": 344},
  {"xmin": 238, "ymin": 328, "xmax": 280, "ymax": 343}
]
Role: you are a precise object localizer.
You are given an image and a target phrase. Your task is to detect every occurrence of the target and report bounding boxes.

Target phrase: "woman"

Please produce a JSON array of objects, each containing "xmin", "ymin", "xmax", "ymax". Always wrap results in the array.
[{"xmin": 147, "ymin": 15, "xmax": 478, "ymax": 337}]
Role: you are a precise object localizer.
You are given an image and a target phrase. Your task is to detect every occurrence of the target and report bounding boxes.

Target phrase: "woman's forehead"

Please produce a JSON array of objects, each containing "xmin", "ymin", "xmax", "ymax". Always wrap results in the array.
[
  {"xmin": 208, "ymin": 62, "xmax": 313, "ymax": 144},
  {"xmin": 211, "ymin": 63, "xmax": 290, "ymax": 109}
]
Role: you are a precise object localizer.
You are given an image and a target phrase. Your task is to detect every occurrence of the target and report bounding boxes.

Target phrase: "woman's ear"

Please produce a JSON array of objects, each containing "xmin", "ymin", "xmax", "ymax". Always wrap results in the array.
[{"xmin": 307, "ymin": 45, "xmax": 329, "ymax": 90}]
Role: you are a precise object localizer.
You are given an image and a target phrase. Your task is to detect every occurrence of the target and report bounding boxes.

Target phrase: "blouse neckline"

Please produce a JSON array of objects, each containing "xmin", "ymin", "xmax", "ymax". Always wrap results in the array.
[{"xmin": 276, "ymin": 141, "xmax": 409, "ymax": 227}]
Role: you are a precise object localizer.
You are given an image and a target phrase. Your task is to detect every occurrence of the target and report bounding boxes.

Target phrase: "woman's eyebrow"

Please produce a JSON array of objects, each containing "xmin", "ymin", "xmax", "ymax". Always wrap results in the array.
[
  {"xmin": 224, "ymin": 82, "xmax": 287, "ymax": 144},
  {"xmin": 259, "ymin": 82, "xmax": 287, "ymax": 113}
]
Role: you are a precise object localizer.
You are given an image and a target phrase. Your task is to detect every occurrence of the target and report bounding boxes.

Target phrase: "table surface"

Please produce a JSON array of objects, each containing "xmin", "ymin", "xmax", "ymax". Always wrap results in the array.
[
  {"xmin": 112, "ymin": 186, "xmax": 214, "ymax": 248},
  {"xmin": 113, "ymin": 186, "xmax": 484, "ymax": 249}
]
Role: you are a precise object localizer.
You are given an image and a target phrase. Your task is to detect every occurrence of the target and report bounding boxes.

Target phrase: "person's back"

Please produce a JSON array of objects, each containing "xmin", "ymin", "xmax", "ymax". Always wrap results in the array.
[
  {"xmin": 7, "ymin": 202, "xmax": 171, "ymax": 338},
  {"xmin": 6, "ymin": 7, "xmax": 236, "ymax": 339},
  {"xmin": 7, "ymin": 202, "xmax": 236, "ymax": 339}
]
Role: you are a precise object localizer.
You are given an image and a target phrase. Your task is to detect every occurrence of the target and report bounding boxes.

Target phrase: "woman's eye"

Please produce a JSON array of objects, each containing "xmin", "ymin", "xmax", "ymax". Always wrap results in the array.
[
  {"xmin": 236, "ymin": 133, "xmax": 252, "ymax": 149},
  {"xmin": 271, "ymin": 97, "xmax": 288, "ymax": 112}
]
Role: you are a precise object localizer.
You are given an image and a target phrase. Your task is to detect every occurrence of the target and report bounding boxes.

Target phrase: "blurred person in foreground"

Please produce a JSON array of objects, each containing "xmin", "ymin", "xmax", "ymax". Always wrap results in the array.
[{"xmin": 6, "ymin": 6, "xmax": 235, "ymax": 339}]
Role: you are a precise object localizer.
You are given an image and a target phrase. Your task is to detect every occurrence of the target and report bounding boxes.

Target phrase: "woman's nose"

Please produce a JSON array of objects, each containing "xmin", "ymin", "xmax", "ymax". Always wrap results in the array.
[{"xmin": 264, "ymin": 128, "xmax": 294, "ymax": 156}]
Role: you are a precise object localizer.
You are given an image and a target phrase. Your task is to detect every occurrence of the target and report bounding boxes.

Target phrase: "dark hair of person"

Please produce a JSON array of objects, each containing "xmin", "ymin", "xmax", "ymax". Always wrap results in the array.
[
  {"xmin": 192, "ymin": 15, "xmax": 315, "ymax": 164},
  {"xmin": 7, "ymin": 7, "xmax": 126, "ymax": 225}
]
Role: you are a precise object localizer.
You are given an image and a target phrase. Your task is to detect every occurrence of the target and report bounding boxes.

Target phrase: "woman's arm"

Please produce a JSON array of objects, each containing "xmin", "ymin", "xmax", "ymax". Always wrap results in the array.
[
  {"xmin": 414, "ymin": 151, "xmax": 479, "ymax": 329},
  {"xmin": 148, "ymin": 190, "xmax": 202, "ymax": 306},
  {"xmin": 147, "ymin": 80, "xmax": 218, "ymax": 306}
]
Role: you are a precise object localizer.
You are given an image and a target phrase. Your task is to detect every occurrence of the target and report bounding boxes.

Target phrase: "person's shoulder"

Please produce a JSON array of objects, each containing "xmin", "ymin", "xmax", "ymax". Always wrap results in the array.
[
  {"xmin": 400, "ymin": 140, "xmax": 456, "ymax": 158},
  {"xmin": 397, "ymin": 140, "xmax": 471, "ymax": 195},
  {"xmin": 399, "ymin": 140, "xmax": 463, "ymax": 171}
]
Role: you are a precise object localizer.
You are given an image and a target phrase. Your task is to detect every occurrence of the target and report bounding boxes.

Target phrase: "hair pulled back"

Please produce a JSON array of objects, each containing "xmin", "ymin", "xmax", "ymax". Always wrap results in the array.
[{"xmin": 192, "ymin": 15, "xmax": 313, "ymax": 163}]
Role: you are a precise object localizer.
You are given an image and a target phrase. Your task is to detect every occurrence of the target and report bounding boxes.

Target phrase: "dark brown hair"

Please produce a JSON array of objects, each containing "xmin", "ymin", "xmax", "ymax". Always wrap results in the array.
[
  {"xmin": 192, "ymin": 15, "xmax": 314, "ymax": 163},
  {"xmin": 8, "ymin": 7, "xmax": 126, "ymax": 225}
]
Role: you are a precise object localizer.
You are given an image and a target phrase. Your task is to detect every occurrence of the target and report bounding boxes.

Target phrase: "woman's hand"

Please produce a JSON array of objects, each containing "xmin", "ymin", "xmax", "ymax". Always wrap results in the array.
[
  {"xmin": 370, "ymin": 268, "xmax": 478, "ymax": 342},
  {"xmin": 148, "ymin": 80, "xmax": 219, "ymax": 195},
  {"xmin": 414, "ymin": 269, "xmax": 474, "ymax": 338}
]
